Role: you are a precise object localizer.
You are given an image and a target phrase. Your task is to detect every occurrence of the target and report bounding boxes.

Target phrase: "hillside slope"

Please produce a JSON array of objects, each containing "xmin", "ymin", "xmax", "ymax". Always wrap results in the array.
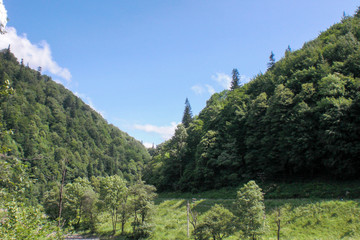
[
  {"xmin": 146, "ymin": 10, "xmax": 360, "ymax": 191},
  {"xmin": 0, "ymin": 48, "xmax": 150, "ymax": 185}
]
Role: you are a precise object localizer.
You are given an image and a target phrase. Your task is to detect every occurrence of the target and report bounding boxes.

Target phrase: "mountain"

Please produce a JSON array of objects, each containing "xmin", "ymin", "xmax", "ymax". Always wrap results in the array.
[
  {"xmin": 145, "ymin": 9, "xmax": 360, "ymax": 191},
  {"xmin": 0, "ymin": 47, "xmax": 150, "ymax": 186}
]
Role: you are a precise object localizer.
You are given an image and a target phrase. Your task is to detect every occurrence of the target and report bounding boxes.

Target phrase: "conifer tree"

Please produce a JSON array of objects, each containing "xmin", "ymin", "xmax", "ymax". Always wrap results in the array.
[
  {"xmin": 268, "ymin": 51, "xmax": 275, "ymax": 69},
  {"xmin": 230, "ymin": 68, "xmax": 240, "ymax": 90},
  {"xmin": 182, "ymin": 98, "xmax": 193, "ymax": 128}
]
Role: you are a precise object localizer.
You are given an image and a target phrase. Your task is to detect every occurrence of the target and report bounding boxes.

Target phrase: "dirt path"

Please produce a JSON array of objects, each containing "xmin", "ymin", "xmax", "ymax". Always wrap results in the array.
[{"xmin": 64, "ymin": 234, "xmax": 99, "ymax": 240}]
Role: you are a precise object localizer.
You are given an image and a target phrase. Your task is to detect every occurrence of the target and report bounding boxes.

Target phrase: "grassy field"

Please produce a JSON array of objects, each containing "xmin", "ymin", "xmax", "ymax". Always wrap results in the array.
[
  {"xmin": 151, "ymin": 198, "xmax": 360, "ymax": 240},
  {"xmin": 93, "ymin": 198, "xmax": 360, "ymax": 239},
  {"xmin": 90, "ymin": 181, "xmax": 360, "ymax": 239}
]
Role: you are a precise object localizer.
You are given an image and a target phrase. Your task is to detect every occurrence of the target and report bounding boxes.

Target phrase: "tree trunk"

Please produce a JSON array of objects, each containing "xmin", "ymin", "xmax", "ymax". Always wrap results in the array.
[
  {"xmin": 277, "ymin": 207, "xmax": 281, "ymax": 240},
  {"xmin": 112, "ymin": 208, "xmax": 117, "ymax": 235},
  {"xmin": 58, "ymin": 159, "xmax": 67, "ymax": 228},
  {"xmin": 187, "ymin": 201, "xmax": 190, "ymax": 237}
]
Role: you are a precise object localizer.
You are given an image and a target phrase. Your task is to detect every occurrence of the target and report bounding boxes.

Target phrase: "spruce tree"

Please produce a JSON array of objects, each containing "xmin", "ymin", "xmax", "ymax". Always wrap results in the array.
[
  {"xmin": 230, "ymin": 68, "xmax": 240, "ymax": 90},
  {"xmin": 182, "ymin": 98, "xmax": 193, "ymax": 128},
  {"xmin": 268, "ymin": 51, "xmax": 275, "ymax": 69}
]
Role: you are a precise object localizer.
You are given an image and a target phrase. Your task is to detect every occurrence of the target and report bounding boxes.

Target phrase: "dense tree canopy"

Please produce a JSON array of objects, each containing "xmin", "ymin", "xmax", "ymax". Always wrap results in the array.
[
  {"xmin": 0, "ymin": 48, "xmax": 150, "ymax": 198},
  {"xmin": 145, "ymin": 10, "xmax": 360, "ymax": 191}
]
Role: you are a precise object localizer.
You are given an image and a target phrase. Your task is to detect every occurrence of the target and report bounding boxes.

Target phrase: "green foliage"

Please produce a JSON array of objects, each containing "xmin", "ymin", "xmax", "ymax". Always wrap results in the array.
[
  {"xmin": 64, "ymin": 177, "xmax": 98, "ymax": 231},
  {"xmin": 99, "ymin": 175, "xmax": 127, "ymax": 234},
  {"xmin": 182, "ymin": 98, "xmax": 193, "ymax": 128},
  {"xmin": 0, "ymin": 157, "xmax": 34, "ymax": 202},
  {"xmin": 0, "ymin": 49, "xmax": 150, "ymax": 189},
  {"xmin": 266, "ymin": 200, "xmax": 360, "ymax": 239},
  {"xmin": 0, "ymin": 150, "xmax": 62, "ymax": 239},
  {"xmin": 268, "ymin": 51, "xmax": 275, "ymax": 69},
  {"xmin": 235, "ymin": 181, "xmax": 265, "ymax": 239},
  {"xmin": 230, "ymin": 68, "xmax": 240, "ymax": 90},
  {"xmin": 152, "ymin": 196, "xmax": 360, "ymax": 240},
  {"xmin": 146, "ymin": 10, "xmax": 360, "ymax": 192},
  {"xmin": 0, "ymin": 201, "xmax": 62, "ymax": 240},
  {"xmin": 130, "ymin": 181, "xmax": 157, "ymax": 222},
  {"xmin": 193, "ymin": 204, "xmax": 236, "ymax": 240}
]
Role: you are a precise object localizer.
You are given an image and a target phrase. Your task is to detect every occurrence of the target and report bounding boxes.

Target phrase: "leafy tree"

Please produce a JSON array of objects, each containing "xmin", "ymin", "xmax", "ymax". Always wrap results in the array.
[
  {"xmin": 0, "ymin": 201, "xmax": 61, "ymax": 239},
  {"xmin": 170, "ymin": 124, "xmax": 188, "ymax": 181},
  {"xmin": 230, "ymin": 68, "xmax": 240, "ymax": 90},
  {"xmin": 235, "ymin": 181, "xmax": 265, "ymax": 240},
  {"xmin": 129, "ymin": 180, "xmax": 157, "ymax": 239},
  {"xmin": 193, "ymin": 204, "xmax": 236, "ymax": 240},
  {"xmin": 64, "ymin": 177, "xmax": 98, "ymax": 230},
  {"xmin": 100, "ymin": 175, "xmax": 127, "ymax": 235},
  {"xmin": 270, "ymin": 204, "xmax": 292, "ymax": 240},
  {"xmin": 182, "ymin": 98, "xmax": 193, "ymax": 128}
]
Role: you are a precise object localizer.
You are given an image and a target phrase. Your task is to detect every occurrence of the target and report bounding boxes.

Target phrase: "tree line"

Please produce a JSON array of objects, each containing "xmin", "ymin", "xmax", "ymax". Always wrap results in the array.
[{"xmin": 145, "ymin": 9, "xmax": 360, "ymax": 192}]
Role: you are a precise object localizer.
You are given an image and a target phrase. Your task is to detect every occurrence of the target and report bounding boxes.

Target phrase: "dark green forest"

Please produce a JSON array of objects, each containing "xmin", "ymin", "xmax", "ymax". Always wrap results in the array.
[
  {"xmin": 144, "ymin": 10, "xmax": 360, "ymax": 192},
  {"xmin": 0, "ymin": 46, "xmax": 150, "ymax": 195}
]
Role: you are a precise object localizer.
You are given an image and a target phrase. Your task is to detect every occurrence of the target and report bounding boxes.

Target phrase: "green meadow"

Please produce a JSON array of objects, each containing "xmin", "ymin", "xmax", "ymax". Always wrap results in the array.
[
  {"xmin": 92, "ymin": 181, "xmax": 360, "ymax": 239},
  {"xmin": 149, "ymin": 198, "xmax": 360, "ymax": 240}
]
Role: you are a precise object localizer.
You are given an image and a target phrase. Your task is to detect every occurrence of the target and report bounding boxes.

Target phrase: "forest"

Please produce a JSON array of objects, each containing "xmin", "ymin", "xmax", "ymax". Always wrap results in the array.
[
  {"xmin": 1, "ymin": 6, "xmax": 360, "ymax": 240},
  {"xmin": 144, "ymin": 9, "xmax": 360, "ymax": 192}
]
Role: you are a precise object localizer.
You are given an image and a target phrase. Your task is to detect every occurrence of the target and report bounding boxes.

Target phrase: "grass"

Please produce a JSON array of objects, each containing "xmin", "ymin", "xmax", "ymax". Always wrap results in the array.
[
  {"xmin": 151, "ymin": 198, "xmax": 360, "ymax": 240},
  {"xmin": 85, "ymin": 181, "xmax": 360, "ymax": 239}
]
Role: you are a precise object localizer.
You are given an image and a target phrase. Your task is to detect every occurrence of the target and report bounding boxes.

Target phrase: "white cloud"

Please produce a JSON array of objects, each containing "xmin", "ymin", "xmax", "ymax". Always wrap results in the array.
[
  {"xmin": 133, "ymin": 122, "xmax": 178, "ymax": 140},
  {"xmin": 191, "ymin": 85, "xmax": 204, "ymax": 95},
  {"xmin": 143, "ymin": 142, "xmax": 154, "ymax": 148},
  {"xmin": 0, "ymin": 27, "xmax": 72, "ymax": 83},
  {"xmin": 211, "ymin": 73, "xmax": 231, "ymax": 89},
  {"xmin": 0, "ymin": 0, "xmax": 7, "ymax": 33}
]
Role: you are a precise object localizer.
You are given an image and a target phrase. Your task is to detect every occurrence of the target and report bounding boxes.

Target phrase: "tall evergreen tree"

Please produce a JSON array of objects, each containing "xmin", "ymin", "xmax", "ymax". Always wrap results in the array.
[
  {"xmin": 268, "ymin": 51, "xmax": 275, "ymax": 69},
  {"xmin": 182, "ymin": 98, "xmax": 193, "ymax": 128},
  {"xmin": 230, "ymin": 68, "xmax": 240, "ymax": 90}
]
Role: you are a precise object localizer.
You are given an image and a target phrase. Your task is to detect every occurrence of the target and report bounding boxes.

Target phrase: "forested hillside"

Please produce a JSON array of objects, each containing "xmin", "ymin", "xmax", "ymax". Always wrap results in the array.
[
  {"xmin": 145, "ymin": 10, "xmax": 360, "ymax": 192},
  {"xmin": 0, "ymin": 48, "xmax": 150, "ymax": 187}
]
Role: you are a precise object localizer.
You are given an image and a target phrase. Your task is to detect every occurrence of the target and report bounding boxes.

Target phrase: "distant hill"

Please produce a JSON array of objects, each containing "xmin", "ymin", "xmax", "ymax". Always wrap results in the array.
[
  {"xmin": 146, "ymin": 9, "xmax": 360, "ymax": 191},
  {"xmin": 0, "ymin": 48, "xmax": 150, "ymax": 184}
]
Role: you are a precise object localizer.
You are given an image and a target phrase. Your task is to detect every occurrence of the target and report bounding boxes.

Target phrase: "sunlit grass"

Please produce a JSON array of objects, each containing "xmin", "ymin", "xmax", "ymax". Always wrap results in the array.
[
  {"xmin": 150, "ymin": 198, "xmax": 360, "ymax": 239},
  {"xmin": 94, "ymin": 181, "xmax": 360, "ymax": 239}
]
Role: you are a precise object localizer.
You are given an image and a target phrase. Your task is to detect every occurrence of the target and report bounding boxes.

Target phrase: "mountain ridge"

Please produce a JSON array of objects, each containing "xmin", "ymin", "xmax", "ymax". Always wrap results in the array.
[{"xmin": 0, "ymin": 48, "xmax": 150, "ymax": 187}]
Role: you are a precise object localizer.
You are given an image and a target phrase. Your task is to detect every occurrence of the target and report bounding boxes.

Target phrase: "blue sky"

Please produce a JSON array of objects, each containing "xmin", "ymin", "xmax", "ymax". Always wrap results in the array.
[{"xmin": 0, "ymin": 1, "xmax": 358, "ymax": 147}]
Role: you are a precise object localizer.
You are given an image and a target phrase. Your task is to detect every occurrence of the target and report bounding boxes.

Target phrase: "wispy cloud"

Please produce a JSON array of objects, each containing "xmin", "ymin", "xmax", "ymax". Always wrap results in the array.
[
  {"xmin": 74, "ymin": 92, "xmax": 105, "ymax": 117},
  {"xmin": 191, "ymin": 84, "xmax": 216, "ymax": 95},
  {"xmin": 211, "ymin": 73, "xmax": 232, "ymax": 89},
  {"xmin": 133, "ymin": 122, "xmax": 178, "ymax": 141},
  {"xmin": 191, "ymin": 85, "xmax": 204, "ymax": 95},
  {"xmin": 205, "ymin": 84, "xmax": 216, "ymax": 95},
  {"xmin": 0, "ymin": 27, "xmax": 72, "ymax": 83}
]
